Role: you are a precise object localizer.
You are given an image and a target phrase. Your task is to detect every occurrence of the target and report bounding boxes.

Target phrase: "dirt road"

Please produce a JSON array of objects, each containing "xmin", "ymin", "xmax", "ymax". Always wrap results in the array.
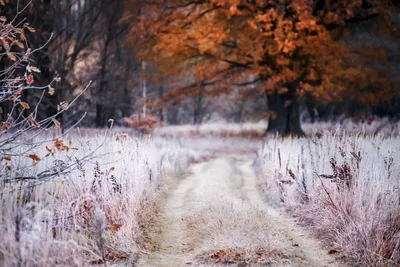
[{"xmin": 137, "ymin": 156, "xmax": 340, "ymax": 267}]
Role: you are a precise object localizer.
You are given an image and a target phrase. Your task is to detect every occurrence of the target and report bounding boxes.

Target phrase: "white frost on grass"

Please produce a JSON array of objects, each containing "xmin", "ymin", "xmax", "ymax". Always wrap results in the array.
[
  {"xmin": 0, "ymin": 134, "xmax": 186, "ymax": 266},
  {"xmin": 258, "ymin": 131, "xmax": 400, "ymax": 265}
]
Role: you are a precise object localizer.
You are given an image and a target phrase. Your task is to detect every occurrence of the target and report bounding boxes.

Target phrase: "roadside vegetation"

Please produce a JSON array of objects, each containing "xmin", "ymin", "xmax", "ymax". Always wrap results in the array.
[
  {"xmin": 258, "ymin": 131, "xmax": 400, "ymax": 266},
  {"xmin": 0, "ymin": 133, "xmax": 187, "ymax": 265}
]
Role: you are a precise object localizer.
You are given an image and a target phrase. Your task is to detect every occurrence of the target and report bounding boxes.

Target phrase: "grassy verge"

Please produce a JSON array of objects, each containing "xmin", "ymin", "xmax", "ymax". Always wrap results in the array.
[
  {"xmin": 258, "ymin": 131, "xmax": 400, "ymax": 266},
  {"xmin": 0, "ymin": 134, "xmax": 183, "ymax": 266}
]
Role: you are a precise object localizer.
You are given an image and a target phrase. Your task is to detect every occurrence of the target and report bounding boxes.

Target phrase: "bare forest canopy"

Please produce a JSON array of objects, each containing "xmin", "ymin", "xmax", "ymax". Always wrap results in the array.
[{"xmin": 1, "ymin": 0, "xmax": 400, "ymax": 135}]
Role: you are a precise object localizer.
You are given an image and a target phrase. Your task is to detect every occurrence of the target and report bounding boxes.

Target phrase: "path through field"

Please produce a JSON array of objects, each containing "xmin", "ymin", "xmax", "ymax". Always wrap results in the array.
[{"xmin": 137, "ymin": 148, "xmax": 341, "ymax": 266}]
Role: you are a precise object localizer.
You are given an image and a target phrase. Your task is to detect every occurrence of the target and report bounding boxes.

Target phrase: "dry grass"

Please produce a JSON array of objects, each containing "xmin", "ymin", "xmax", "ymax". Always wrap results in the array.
[
  {"xmin": 154, "ymin": 121, "xmax": 268, "ymax": 138},
  {"xmin": 0, "ymin": 133, "xmax": 186, "ymax": 266},
  {"xmin": 154, "ymin": 118, "xmax": 400, "ymax": 139},
  {"xmin": 302, "ymin": 117, "xmax": 400, "ymax": 135},
  {"xmin": 258, "ymin": 131, "xmax": 400, "ymax": 266},
  {"xmin": 195, "ymin": 246, "xmax": 288, "ymax": 266},
  {"xmin": 2, "ymin": 120, "xmax": 399, "ymax": 266},
  {"xmin": 165, "ymin": 156, "xmax": 337, "ymax": 267}
]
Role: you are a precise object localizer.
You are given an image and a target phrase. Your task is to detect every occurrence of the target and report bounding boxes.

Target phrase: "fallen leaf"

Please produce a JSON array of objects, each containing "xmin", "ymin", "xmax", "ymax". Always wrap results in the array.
[
  {"xmin": 107, "ymin": 224, "xmax": 122, "ymax": 232},
  {"xmin": 328, "ymin": 249, "xmax": 338, "ymax": 254},
  {"xmin": 88, "ymin": 258, "xmax": 104, "ymax": 265}
]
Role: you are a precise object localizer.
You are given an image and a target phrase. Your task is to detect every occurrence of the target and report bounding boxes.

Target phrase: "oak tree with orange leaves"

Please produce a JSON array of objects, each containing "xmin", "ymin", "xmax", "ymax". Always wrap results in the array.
[{"xmin": 125, "ymin": 0, "xmax": 398, "ymax": 136}]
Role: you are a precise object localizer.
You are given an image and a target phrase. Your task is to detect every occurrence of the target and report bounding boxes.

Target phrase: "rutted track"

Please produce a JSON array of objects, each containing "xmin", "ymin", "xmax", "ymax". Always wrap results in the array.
[{"xmin": 137, "ymin": 154, "xmax": 341, "ymax": 267}]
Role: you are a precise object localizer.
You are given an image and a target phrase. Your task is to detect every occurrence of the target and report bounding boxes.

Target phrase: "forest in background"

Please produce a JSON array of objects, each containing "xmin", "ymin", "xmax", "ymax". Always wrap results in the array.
[{"xmin": 0, "ymin": 0, "xmax": 400, "ymax": 135}]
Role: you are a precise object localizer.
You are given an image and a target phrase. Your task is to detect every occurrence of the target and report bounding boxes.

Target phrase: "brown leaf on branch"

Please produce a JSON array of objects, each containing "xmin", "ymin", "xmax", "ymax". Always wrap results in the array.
[
  {"xmin": 30, "ymin": 66, "xmax": 41, "ymax": 73},
  {"xmin": 20, "ymin": 102, "xmax": 30, "ymax": 109},
  {"xmin": 58, "ymin": 102, "xmax": 69, "ymax": 111},
  {"xmin": 26, "ymin": 74, "xmax": 34, "ymax": 85},
  {"xmin": 7, "ymin": 52, "xmax": 16, "ymax": 61},
  {"xmin": 1, "ymin": 39, "xmax": 9, "ymax": 51},
  {"xmin": 1, "ymin": 122, "xmax": 11, "ymax": 130},
  {"xmin": 14, "ymin": 40, "xmax": 24, "ymax": 49},
  {"xmin": 48, "ymin": 85, "xmax": 55, "ymax": 95},
  {"xmin": 28, "ymin": 116, "xmax": 40, "ymax": 128},
  {"xmin": 52, "ymin": 119, "xmax": 61, "ymax": 128},
  {"xmin": 27, "ymin": 154, "xmax": 41, "ymax": 164}
]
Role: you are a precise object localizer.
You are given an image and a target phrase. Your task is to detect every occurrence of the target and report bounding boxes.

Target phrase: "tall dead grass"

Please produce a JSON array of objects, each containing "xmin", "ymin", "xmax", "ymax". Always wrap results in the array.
[
  {"xmin": 0, "ymin": 134, "xmax": 184, "ymax": 266},
  {"xmin": 258, "ymin": 131, "xmax": 400, "ymax": 266}
]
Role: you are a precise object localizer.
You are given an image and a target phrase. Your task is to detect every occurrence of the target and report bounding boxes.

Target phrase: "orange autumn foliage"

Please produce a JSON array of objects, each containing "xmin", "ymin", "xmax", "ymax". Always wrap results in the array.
[
  {"xmin": 125, "ymin": 0, "xmax": 398, "ymax": 106},
  {"xmin": 123, "ymin": 113, "xmax": 165, "ymax": 133}
]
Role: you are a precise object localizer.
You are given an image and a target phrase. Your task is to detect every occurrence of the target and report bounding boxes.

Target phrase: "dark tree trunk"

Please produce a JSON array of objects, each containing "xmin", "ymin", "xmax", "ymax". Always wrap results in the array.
[
  {"xmin": 193, "ymin": 87, "xmax": 204, "ymax": 124},
  {"xmin": 96, "ymin": 29, "xmax": 111, "ymax": 128},
  {"xmin": 305, "ymin": 97, "xmax": 317, "ymax": 123},
  {"xmin": 96, "ymin": 103, "xmax": 105, "ymax": 127},
  {"xmin": 159, "ymin": 84, "xmax": 164, "ymax": 121},
  {"xmin": 266, "ymin": 90, "xmax": 304, "ymax": 137}
]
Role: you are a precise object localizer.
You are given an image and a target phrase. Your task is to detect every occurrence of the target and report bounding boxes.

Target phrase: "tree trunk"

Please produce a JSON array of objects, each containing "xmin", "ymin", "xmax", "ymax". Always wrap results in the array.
[
  {"xmin": 266, "ymin": 90, "xmax": 304, "ymax": 137},
  {"xmin": 96, "ymin": 28, "xmax": 111, "ymax": 128},
  {"xmin": 193, "ymin": 86, "xmax": 204, "ymax": 124},
  {"xmin": 159, "ymin": 83, "xmax": 164, "ymax": 121}
]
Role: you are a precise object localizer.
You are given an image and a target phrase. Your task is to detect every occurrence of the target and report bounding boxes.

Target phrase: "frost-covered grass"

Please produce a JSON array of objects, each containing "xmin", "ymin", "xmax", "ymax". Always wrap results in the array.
[
  {"xmin": 0, "ymin": 133, "xmax": 189, "ymax": 266},
  {"xmin": 154, "ymin": 121, "xmax": 268, "ymax": 138},
  {"xmin": 258, "ymin": 131, "xmax": 400, "ymax": 266},
  {"xmin": 154, "ymin": 118, "xmax": 400, "ymax": 138},
  {"xmin": 302, "ymin": 118, "xmax": 400, "ymax": 135},
  {"xmin": 2, "ymin": 120, "xmax": 399, "ymax": 266}
]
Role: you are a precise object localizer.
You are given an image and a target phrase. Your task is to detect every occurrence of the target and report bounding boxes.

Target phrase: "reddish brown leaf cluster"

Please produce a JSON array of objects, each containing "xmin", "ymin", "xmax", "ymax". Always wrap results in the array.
[
  {"xmin": 197, "ymin": 247, "xmax": 282, "ymax": 265},
  {"xmin": 123, "ymin": 113, "xmax": 165, "ymax": 134}
]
